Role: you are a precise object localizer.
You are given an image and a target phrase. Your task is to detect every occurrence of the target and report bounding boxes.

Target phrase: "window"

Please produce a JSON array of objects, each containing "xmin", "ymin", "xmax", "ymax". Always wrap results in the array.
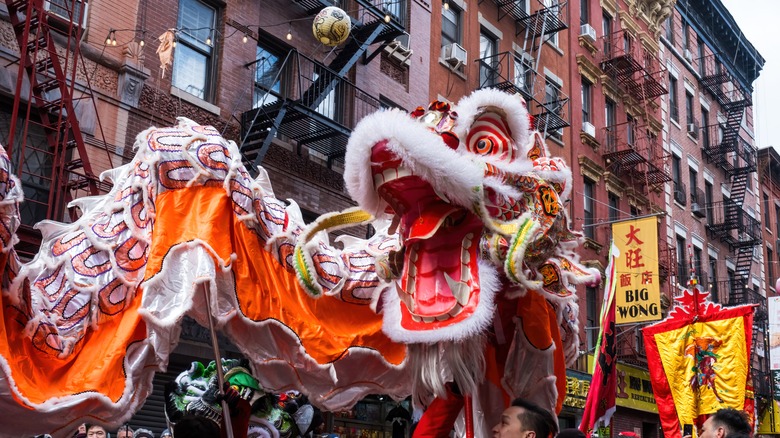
[
  {"xmin": 697, "ymin": 38, "xmax": 706, "ymax": 76},
  {"xmin": 608, "ymin": 193, "xmax": 619, "ymax": 222},
  {"xmin": 172, "ymin": 0, "xmax": 217, "ymax": 101},
  {"xmin": 669, "ymin": 75, "xmax": 679, "ymax": 123},
  {"xmin": 581, "ymin": 78, "xmax": 592, "ymax": 124},
  {"xmin": 626, "ymin": 114, "xmax": 635, "ymax": 146},
  {"xmin": 605, "ymin": 98, "xmax": 616, "ymax": 150},
  {"xmin": 46, "ymin": 0, "xmax": 87, "ymax": 26},
  {"xmin": 685, "ymin": 91, "xmax": 694, "ymax": 125},
  {"xmin": 383, "ymin": 0, "xmax": 406, "ymax": 24},
  {"xmin": 765, "ymin": 193, "xmax": 771, "ymax": 226},
  {"xmin": 672, "ymin": 154, "xmax": 684, "ymax": 205},
  {"xmin": 441, "ymin": 2, "xmax": 461, "ymax": 48},
  {"xmin": 586, "ymin": 286, "xmax": 598, "ymax": 349},
  {"xmin": 665, "ymin": 14, "xmax": 674, "ymax": 45},
  {"xmin": 689, "ymin": 167, "xmax": 697, "ymax": 204},
  {"xmin": 682, "ymin": 20, "xmax": 690, "ymax": 49},
  {"xmin": 513, "ymin": 56, "xmax": 533, "ymax": 95},
  {"xmin": 769, "ymin": 247, "xmax": 775, "ymax": 287},
  {"xmin": 545, "ymin": 78, "xmax": 563, "ymax": 140},
  {"xmin": 580, "ymin": 0, "xmax": 589, "ymax": 25},
  {"xmin": 776, "ymin": 203, "xmax": 780, "ymax": 235},
  {"xmin": 708, "ymin": 256, "xmax": 718, "ymax": 302},
  {"xmin": 630, "ymin": 205, "xmax": 640, "ymax": 217},
  {"xmin": 701, "ymin": 106, "xmax": 710, "ymax": 146},
  {"xmin": 584, "ymin": 177, "xmax": 595, "ymax": 239},
  {"xmin": 705, "ymin": 180, "xmax": 713, "ymax": 224},
  {"xmin": 479, "ymin": 31, "xmax": 498, "ymax": 88},
  {"xmin": 693, "ymin": 246, "xmax": 703, "ymax": 283},
  {"xmin": 602, "ymin": 12, "xmax": 613, "ymax": 53},
  {"xmin": 542, "ymin": 0, "xmax": 559, "ymax": 46},
  {"xmin": 253, "ymin": 42, "xmax": 284, "ymax": 109},
  {"xmin": 676, "ymin": 235, "xmax": 687, "ymax": 285},
  {"xmin": 727, "ymin": 269, "xmax": 736, "ymax": 300}
]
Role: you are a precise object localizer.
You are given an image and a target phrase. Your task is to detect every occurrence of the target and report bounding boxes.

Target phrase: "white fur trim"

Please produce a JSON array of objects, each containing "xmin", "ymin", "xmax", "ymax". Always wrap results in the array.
[
  {"xmin": 344, "ymin": 109, "xmax": 483, "ymax": 217},
  {"xmin": 381, "ymin": 261, "xmax": 499, "ymax": 344}
]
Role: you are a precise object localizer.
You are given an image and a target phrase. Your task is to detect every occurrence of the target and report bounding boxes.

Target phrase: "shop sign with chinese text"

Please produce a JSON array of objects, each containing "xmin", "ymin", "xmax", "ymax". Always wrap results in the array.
[{"xmin": 612, "ymin": 217, "xmax": 661, "ymax": 324}]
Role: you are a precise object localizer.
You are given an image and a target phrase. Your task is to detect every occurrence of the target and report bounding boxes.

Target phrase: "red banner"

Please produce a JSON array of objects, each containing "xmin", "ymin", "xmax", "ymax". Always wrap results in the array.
[{"xmin": 580, "ymin": 244, "xmax": 618, "ymax": 436}]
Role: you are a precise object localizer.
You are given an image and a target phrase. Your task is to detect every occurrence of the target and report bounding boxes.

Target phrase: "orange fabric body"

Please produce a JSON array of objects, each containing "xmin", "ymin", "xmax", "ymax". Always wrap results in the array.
[
  {"xmin": 145, "ymin": 186, "xmax": 405, "ymax": 365},
  {"xmin": 0, "ymin": 287, "xmax": 146, "ymax": 404}
]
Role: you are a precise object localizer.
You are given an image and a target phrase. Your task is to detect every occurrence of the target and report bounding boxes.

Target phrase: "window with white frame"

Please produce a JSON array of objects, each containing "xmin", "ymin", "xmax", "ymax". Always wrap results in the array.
[
  {"xmin": 441, "ymin": 2, "xmax": 461, "ymax": 48},
  {"xmin": 253, "ymin": 42, "xmax": 284, "ymax": 109},
  {"xmin": 513, "ymin": 55, "xmax": 533, "ymax": 95},
  {"xmin": 583, "ymin": 177, "xmax": 595, "ymax": 239},
  {"xmin": 581, "ymin": 78, "xmax": 592, "ymax": 124},
  {"xmin": 172, "ymin": 0, "xmax": 217, "ymax": 101}
]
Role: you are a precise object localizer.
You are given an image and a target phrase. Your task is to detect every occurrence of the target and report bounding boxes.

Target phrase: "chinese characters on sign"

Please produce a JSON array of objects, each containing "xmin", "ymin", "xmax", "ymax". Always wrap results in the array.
[{"xmin": 612, "ymin": 217, "xmax": 662, "ymax": 324}]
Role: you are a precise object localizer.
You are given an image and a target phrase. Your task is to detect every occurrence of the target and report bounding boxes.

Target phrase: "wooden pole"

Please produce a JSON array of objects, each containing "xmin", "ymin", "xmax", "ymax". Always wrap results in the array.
[{"xmin": 201, "ymin": 283, "xmax": 234, "ymax": 438}]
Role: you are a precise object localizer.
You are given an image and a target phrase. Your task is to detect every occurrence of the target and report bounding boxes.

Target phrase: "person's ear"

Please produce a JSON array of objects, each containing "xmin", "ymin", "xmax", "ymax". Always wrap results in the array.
[{"xmin": 524, "ymin": 431, "xmax": 537, "ymax": 438}]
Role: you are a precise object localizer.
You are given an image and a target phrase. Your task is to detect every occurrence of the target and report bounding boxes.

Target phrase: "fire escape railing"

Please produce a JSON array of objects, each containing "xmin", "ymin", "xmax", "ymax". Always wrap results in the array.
[
  {"xmin": 705, "ymin": 200, "xmax": 761, "ymax": 247},
  {"xmin": 600, "ymin": 121, "xmax": 670, "ymax": 188},
  {"xmin": 601, "ymin": 29, "xmax": 667, "ymax": 102},
  {"xmin": 242, "ymin": 0, "xmax": 403, "ymax": 171},
  {"xmin": 241, "ymin": 50, "xmax": 382, "ymax": 168},
  {"xmin": 698, "ymin": 53, "xmax": 759, "ymax": 297}
]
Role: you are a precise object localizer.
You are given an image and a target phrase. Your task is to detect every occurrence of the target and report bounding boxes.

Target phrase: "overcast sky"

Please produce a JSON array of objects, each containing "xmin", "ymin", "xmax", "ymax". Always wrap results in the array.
[{"xmin": 719, "ymin": 0, "xmax": 780, "ymax": 152}]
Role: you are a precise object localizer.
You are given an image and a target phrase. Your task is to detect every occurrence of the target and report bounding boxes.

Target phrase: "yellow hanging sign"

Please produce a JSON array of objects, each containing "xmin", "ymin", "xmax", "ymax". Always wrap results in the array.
[{"xmin": 612, "ymin": 217, "xmax": 662, "ymax": 324}]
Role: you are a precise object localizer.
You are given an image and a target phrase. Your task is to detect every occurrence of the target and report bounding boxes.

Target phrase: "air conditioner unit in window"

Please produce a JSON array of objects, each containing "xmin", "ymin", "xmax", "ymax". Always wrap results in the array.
[
  {"xmin": 687, "ymin": 123, "xmax": 698, "ymax": 138},
  {"xmin": 580, "ymin": 24, "xmax": 597, "ymax": 43},
  {"xmin": 582, "ymin": 121, "xmax": 596, "ymax": 137},
  {"xmin": 394, "ymin": 32, "xmax": 411, "ymax": 50},
  {"xmin": 691, "ymin": 201, "xmax": 706, "ymax": 218},
  {"xmin": 684, "ymin": 48, "xmax": 694, "ymax": 62},
  {"xmin": 442, "ymin": 42, "xmax": 467, "ymax": 68}
]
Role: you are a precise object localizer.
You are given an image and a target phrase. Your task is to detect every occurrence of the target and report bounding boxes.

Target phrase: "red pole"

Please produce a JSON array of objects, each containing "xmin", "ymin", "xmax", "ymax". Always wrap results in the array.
[{"xmin": 464, "ymin": 395, "xmax": 474, "ymax": 438}]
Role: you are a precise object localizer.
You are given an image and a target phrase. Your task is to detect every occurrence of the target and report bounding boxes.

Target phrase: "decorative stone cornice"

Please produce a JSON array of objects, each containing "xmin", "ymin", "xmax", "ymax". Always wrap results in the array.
[
  {"xmin": 578, "ymin": 35, "xmax": 599, "ymax": 56},
  {"xmin": 577, "ymin": 54, "xmax": 602, "ymax": 85},
  {"xmin": 601, "ymin": 0, "xmax": 618, "ymax": 18},
  {"xmin": 578, "ymin": 155, "xmax": 605, "ymax": 183},
  {"xmin": 618, "ymin": 11, "xmax": 641, "ymax": 36},
  {"xmin": 639, "ymin": 32, "xmax": 660, "ymax": 54},
  {"xmin": 601, "ymin": 76, "xmax": 622, "ymax": 103},
  {"xmin": 603, "ymin": 171, "xmax": 626, "ymax": 197},
  {"xmin": 580, "ymin": 130, "xmax": 600, "ymax": 152},
  {"xmin": 584, "ymin": 238, "xmax": 605, "ymax": 255},
  {"xmin": 632, "ymin": 0, "xmax": 675, "ymax": 38},
  {"xmin": 583, "ymin": 260, "xmax": 606, "ymax": 286}
]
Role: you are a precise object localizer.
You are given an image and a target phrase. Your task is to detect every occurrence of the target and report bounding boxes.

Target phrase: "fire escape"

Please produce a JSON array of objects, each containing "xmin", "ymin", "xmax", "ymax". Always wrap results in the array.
[
  {"xmin": 474, "ymin": 0, "xmax": 570, "ymax": 139},
  {"xmin": 699, "ymin": 53, "xmax": 760, "ymax": 306},
  {"xmin": 600, "ymin": 29, "xmax": 670, "ymax": 193},
  {"xmin": 4, "ymin": 0, "xmax": 110, "ymax": 254},
  {"xmin": 240, "ymin": 0, "xmax": 405, "ymax": 171},
  {"xmin": 699, "ymin": 52, "xmax": 766, "ymax": 411}
]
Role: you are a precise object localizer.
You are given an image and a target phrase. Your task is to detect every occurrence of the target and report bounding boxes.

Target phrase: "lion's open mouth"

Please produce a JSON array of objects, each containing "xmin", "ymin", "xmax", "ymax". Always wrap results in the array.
[{"xmin": 371, "ymin": 140, "xmax": 482, "ymax": 329}]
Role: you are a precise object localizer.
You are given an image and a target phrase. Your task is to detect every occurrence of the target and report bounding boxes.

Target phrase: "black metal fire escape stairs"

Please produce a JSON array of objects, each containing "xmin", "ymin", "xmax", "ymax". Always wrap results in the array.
[
  {"xmin": 240, "ymin": 0, "xmax": 404, "ymax": 172},
  {"xmin": 474, "ymin": 0, "xmax": 569, "ymax": 140},
  {"xmin": 699, "ymin": 53, "xmax": 758, "ymax": 305},
  {"xmin": 4, "ymin": 0, "xmax": 111, "ymax": 254},
  {"xmin": 599, "ymin": 28, "xmax": 670, "ymax": 193}
]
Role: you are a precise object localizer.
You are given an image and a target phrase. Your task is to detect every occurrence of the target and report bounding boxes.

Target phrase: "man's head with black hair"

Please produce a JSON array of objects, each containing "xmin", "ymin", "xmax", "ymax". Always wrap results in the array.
[
  {"xmin": 493, "ymin": 398, "xmax": 558, "ymax": 438},
  {"xmin": 699, "ymin": 408, "xmax": 751, "ymax": 438}
]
